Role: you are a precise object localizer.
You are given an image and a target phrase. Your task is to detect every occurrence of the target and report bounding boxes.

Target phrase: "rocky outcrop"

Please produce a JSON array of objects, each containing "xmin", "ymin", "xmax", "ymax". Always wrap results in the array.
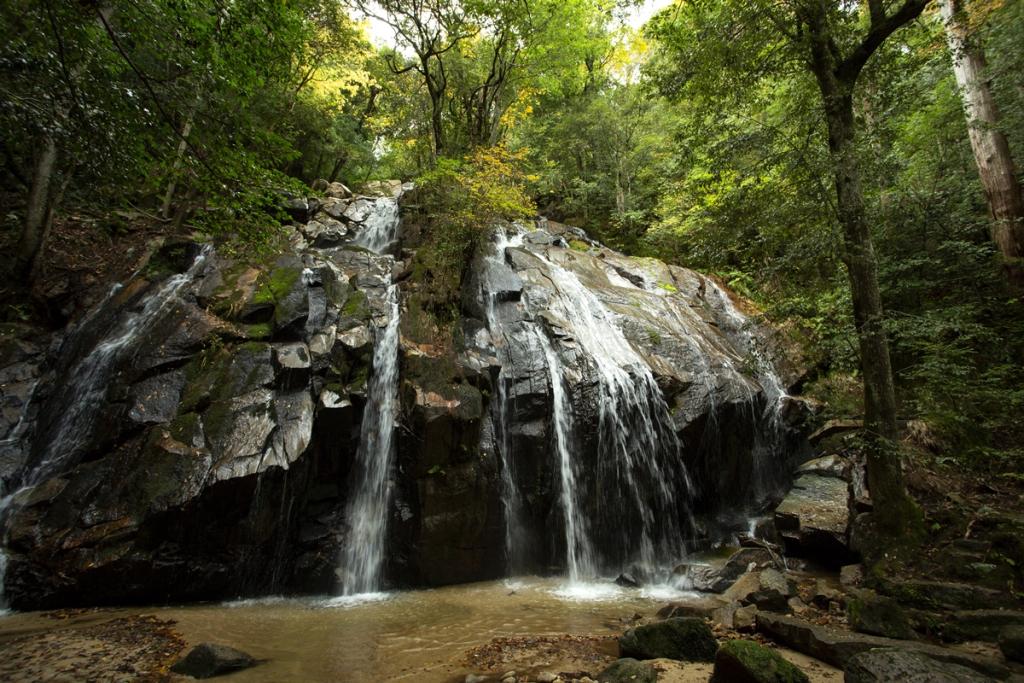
[
  {"xmin": 843, "ymin": 648, "xmax": 992, "ymax": 682},
  {"xmin": 774, "ymin": 455, "xmax": 855, "ymax": 566},
  {"xmin": 0, "ymin": 201, "xmax": 814, "ymax": 607}
]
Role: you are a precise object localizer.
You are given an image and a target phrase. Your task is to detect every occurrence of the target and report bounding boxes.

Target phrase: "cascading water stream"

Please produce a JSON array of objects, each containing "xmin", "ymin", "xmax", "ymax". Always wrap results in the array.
[
  {"xmin": 0, "ymin": 247, "xmax": 210, "ymax": 611},
  {"xmin": 353, "ymin": 197, "xmax": 400, "ymax": 253},
  {"xmin": 338, "ymin": 282, "xmax": 401, "ymax": 596},
  {"xmin": 337, "ymin": 196, "xmax": 403, "ymax": 597},
  {"xmin": 527, "ymin": 251, "xmax": 692, "ymax": 578}
]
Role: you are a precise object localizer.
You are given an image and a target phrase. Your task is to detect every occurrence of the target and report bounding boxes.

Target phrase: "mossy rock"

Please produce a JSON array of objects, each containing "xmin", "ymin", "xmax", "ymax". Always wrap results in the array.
[
  {"xmin": 846, "ymin": 589, "xmax": 916, "ymax": 640},
  {"xmin": 568, "ymin": 239, "xmax": 591, "ymax": 252},
  {"xmin": 712, "ymin": 639, "xmax": 809, "ymax": 683},
  {"xmin": 619, "ymin": 617, "xmax": 718, "ymax": 662},
  {"xmin": 597, "ymin": 658, "xmax": 657, "ymax": 683}
]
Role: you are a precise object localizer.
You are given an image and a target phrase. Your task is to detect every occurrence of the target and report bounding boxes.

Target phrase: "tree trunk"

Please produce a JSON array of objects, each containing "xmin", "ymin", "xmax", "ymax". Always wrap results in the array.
[
  {"xmin": 940, "ymin": 0, "xmax": 1024, "ymax": 288},
  {"xmin": 160, "ymin": 109, "xmax": 196, "ymax": 219},
  {"xmin": 818, "ymin": 80, "xmax": 913, "ymax": 535},
  {"xmin": 15, "ymin": 135, "xmax": 59, "ymax": 280}
]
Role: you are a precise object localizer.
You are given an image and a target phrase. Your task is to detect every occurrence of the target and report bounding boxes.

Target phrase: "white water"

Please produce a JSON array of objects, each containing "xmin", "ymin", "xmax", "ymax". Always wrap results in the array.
[
  {"xmin": 339, "ymin": 283, "xmax": 401, "ymax": 595},
  {"xmin": 481, "ymin": 233, "xmax": 527, "ymax": 572},
  {"xmin": 0, "ymin": 247, "xmax": 210, "ymax": 612},
  {"xmin": 353, "ymin": 197, "xmax": 400, "ymax": 253},
  {"xmin": 338, "ymin": 197, "xmax": 405, "ymax": 596}
]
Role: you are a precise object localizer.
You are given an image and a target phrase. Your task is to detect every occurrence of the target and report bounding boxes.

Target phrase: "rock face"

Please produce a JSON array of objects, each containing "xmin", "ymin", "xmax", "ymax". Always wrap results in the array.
[
  {"xmin": 0, "ymin": 205, "xmax": 812, "ymax": 608},
  {"xmin": 619, "ymin": 617, "xmax": 718, "ymax": 662},
  {"xmin": 774, "ymin": 466, "xmax": 853, "ymax": 565}
]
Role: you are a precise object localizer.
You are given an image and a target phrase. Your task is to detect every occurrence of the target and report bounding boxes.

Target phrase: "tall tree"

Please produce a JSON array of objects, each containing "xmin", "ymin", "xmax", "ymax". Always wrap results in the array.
[
  {"xmin": 939, "ymin": 0, "xmax": 1024, "ymax": 288},
  {"xmin": 650, "ymin": 0, "xmax": 930, "ymax": 535}
]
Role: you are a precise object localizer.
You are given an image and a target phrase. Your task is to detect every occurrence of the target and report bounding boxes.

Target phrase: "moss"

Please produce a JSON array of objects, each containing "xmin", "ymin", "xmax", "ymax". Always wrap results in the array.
[
  {"xmin": 252, "ymin": 265, "xmax": 301, "ymax": 306},
  {"xmin": 568, "ymin": 239, "xmax": 590, "ymax": 252},
  {"xmin": 713, "ymin": 639, "xmax": 809, "ymax": 683},
  {"xmin": 647, "ymin": 327, "xmax": 662, "ymax": 346},
  {"xmin": 245, "ymin": 322, "xmax": 273, "ymax": 339},
  {"xmin": 341, "ymin": 289, "xmax": 369, "ymax": 319},
  {"xmin": 657, "ymin": 281, "xmax": 679, "ymax": 293}
]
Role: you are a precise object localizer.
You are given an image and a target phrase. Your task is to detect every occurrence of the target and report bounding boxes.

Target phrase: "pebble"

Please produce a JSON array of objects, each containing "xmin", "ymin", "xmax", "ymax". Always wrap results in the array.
[
  {"xmin": 537, "ymin": 673, "xmax": 558, "ymax": 683},
  {"xmin": 465, "ymin": 675, "xmax": 487, "ymax": 683},
  {"xmin": 501, "ymin": 672, "xmax": 516, "ymax": 680}
]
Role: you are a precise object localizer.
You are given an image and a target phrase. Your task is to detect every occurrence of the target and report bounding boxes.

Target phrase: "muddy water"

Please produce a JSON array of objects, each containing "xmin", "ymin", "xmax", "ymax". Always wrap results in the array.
[{"xmin": 0, "ymin": 578, "xmax": 702, "ymax": 682}]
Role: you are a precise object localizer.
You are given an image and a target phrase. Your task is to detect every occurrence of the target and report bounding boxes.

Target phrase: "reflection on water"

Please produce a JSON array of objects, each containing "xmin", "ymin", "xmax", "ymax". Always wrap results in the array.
[{"xmin": 0, "ymin": 577, "xmax": 699, "ymax": 682}]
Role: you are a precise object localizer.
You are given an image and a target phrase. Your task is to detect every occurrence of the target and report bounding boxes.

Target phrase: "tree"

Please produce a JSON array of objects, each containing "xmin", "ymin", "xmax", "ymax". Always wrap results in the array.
[
  {"xmin": 939, "ymin": 0, "xmax": 1024, "ymax": 288},
  {"xmin": 650, "ymin": 0, "xmax": 930, "ymax": 535}
]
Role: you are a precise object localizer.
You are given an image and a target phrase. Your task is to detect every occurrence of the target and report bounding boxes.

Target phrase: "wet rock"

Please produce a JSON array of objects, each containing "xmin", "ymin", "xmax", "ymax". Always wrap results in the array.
[
  {"xmin": 170, "ymin": 642, "xmax": 257, "ymax": 679},
  {"xmin": 618, "ymin": 617, "xmax": 718, "ymax": 662},
  {"xmin": 999, "ymin": 625, "xmax": 1024, "ymax": 663},
  {"xmin": 615, "ymin": 572, "xmax": 641, "ymax": 588},
  {"xmin": 302, "ymin": 218, "xmax": 349, "ymax": 247},
  {"xmin": 679, "ymin": 547, "xmax": 775, "ymax": 593},
  {"xmin": 320, "ymin": 196, "xmax": 350, "ymax": 220},
  {"xmin": 657, "ymin": 596, "xmax": 730, "ymax": 620},
  {"xmin": 755, "ymin": 612, "xmax": 1009, "ymax": 678},
  {"xmin": 283, "ymin": 197, "xmax": 317, "ymax": 223},
  {"xmin": 343, "ymin": 198, "xmax": 376, "ymax": 223},
  {"xmin": 596, "ymin": 658, "xmax": 657, "ymax": 683},
  {"xmin": 846, "ymin": 589, "xmax": 915, "ymax": 640},
  {"xmin": 273, "ymin": 342, "xmax": 311, "ymax": 390},
  {"xmin": 711, "ymin": 639, "xmax": 809, "ymax": 683},
  {"xmin": 128, "ymin": 369, "xmax": 186, "ymax": 424},
  {"xmin": 337, "ymin": 325, "xmax": 373, "ymax": 355},
  {"xmin": 844, "ymin": 648, "xmax": 991, "ymax": 682},
  {"xmin": 794, "ymin": 454, "xmax": 852, "ymax": 481},
  {"xmin": 774, "ymin": 473, "xmax": 851, "ymax": 565}
]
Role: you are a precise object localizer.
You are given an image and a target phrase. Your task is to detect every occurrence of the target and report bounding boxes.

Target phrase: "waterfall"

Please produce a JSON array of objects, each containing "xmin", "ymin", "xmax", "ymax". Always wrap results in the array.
[
  {"xmin": 704, "ymin": 280, "xmax": 790, "ymax": 498},
  {"xmin": 529, "ymin": 253, "xmax": 691, "ymax": 578},
  {"xmin": 0, "ymin": 246, "xmax": 210, "ymax": 611},
  {"xmin": 481, "ymin": 233, "xmax": 527, "ymax": 572},
  {"xmin": 339, "ymin": 283, "xmax": 401, "ymax": 595},
  {"xmin": 338, "ymin": 197, "xmax": 403, "ymax": 596},
  {"xmin": 353, "ymin": 197, "xmax": 400, "ymax": 253}
]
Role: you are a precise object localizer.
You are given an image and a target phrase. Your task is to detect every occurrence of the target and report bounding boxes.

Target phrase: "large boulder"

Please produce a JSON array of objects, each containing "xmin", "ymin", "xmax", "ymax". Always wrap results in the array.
[
  {"xmin": 619, "ymin": 617, "xmax": 718, "ymax": 662},
  {"xmin": 712, "ymin": 639, "xmax": 809, "ymax": 683},
  {"xmin": 998, "ymin": 625, "xmax": 1024, "ymax": 663},
  {"xmin": 844, "ymin": 648, "xmax": 991, "ymax": 682},
  {"xmin": 774, "ymin": 473, "xmax": 852, "ymax": 565}
]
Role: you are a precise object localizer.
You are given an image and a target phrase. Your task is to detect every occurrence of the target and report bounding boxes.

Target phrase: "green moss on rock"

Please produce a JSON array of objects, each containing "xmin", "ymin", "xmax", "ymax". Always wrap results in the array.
[
  {"xmin": 619, "ymin": 617, "xmax": 718, "ymax": 662},
  {"xmin": 712, "ymin": 639, "xmax": 809, "ymax": 683},
  {"xmin": 597, "ymin": 658, "xmax": 657, "ymax": 683}
]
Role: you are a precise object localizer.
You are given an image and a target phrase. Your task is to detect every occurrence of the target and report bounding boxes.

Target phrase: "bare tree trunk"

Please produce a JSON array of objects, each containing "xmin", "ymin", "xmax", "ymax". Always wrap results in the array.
[
  {"xmin": 160, "ymin": 107, "xmax": 196, "ymax": 219},
  {"xmin": 16, "ymin": 135, "xmax": 59, "ymax": 280},
  {"xmin": 940, "ymin": 0, "xmax": 1024, "ymax": 288}
]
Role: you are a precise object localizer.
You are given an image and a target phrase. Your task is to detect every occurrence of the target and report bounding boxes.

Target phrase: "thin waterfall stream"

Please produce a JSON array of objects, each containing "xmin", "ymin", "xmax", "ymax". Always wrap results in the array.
[{"xmin": 337, "ymin": 196, "xmax": 402, "ymax": 596}]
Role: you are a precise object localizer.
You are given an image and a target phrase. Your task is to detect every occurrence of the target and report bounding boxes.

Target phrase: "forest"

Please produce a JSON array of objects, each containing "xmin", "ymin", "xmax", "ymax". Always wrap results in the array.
[{"xmin": 0, "ymin": 0, "xmax": 1023, "ymax": 681}]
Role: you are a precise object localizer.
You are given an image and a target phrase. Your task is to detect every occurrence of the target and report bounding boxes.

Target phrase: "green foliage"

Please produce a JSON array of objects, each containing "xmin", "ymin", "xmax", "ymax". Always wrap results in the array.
[{"xmin": 412, "ymin": 144, "xmax": 535, "ymax": 321}]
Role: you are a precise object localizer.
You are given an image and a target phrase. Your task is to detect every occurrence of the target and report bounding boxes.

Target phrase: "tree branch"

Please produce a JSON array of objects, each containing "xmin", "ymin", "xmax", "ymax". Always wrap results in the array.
[{"xmin": 837, "ymin": 0, "xmax": 932, "ymax": 84}]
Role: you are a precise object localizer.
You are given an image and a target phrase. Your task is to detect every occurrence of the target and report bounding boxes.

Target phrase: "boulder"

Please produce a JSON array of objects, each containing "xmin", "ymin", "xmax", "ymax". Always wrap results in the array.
[
  {"xmin": 711, "ymin": 639, "xmax": 809, "ymax": 683},
  {"xmin": 844, "ymin": 648, "xmax": 992, "ymax": 682},
  {"xmin": 678, "ymin": 547, "xmax": 775, "ymax": 592},
  {"xmin": 840, "ymin": 564, "xmax": 864, "ymax": 589},
  {"xmin": 998, "ymin": 625, "xmax": 1024, "ymax": 663},
  {"xmin": 811, "ymin": 578, "xmax": 844, "ymax": 609},
  {"xmin": 657, "ymin": 596, "xmax": 730, "ymax": 620},
  {"xmin": 618, "ymin": 617, "xmax": 718, "ymax": 662},
  {"xmin": 325, "ymin": 181, "xmax": 352, "ymax": 198},
  {"xmin": 938, "ymin": 609, "xmax": 1024, "ymax": 643},
  {"xmin": 170, "ymin": 643, "xmax": 257, "ymax": 679},
  {"xmin": 734, "ymin": 605, "xmax": 758, "ymax": 632},
  {"xmin": 755, "ymin": 612, "xmax": 1009, "ymax": 679},
  {"xmin": 739, "ymin": 569, "xmax": 796, "ymax": 612},
  {"xmin": 846, "ymin": 589, "xmax": 916, "ymax": 640},
  {"xmin": 615, "ymin": 572, "xmax": 641, "ymax": 588},
  {"xmin": 596, "ymin": 658, "xmax": 657, "ymax": 683},
  {"xmin": 774, "ymin": 473, "xmax": 852, "ymax": 565},
  {"xmin": 282, "ymin": 197, "xmax": 317, "ymax": 223}
]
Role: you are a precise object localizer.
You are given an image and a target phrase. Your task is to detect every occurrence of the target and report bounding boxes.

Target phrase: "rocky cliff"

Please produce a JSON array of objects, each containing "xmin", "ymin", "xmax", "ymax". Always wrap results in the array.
[{"xmin": 0, "ymin": 184, "xmax": 814, "ymax": 609}]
